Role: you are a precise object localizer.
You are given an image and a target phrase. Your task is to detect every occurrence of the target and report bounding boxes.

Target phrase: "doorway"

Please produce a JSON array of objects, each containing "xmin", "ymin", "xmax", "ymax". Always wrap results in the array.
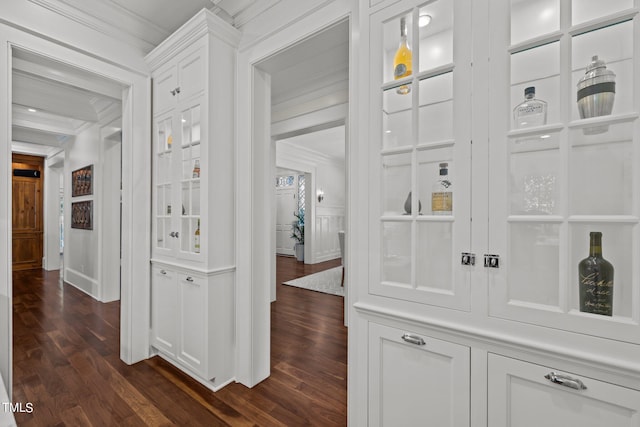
[
  {"xmin": 1, "ymin": 33, "xmax": 151, "ymax": 389},
  {"xmin": 11, "ymin": 154, "xmax": 44, "ymax": 271},
  {"xmin": 246, "ymin": 17, "xmax": 350, "ymax": 387}
]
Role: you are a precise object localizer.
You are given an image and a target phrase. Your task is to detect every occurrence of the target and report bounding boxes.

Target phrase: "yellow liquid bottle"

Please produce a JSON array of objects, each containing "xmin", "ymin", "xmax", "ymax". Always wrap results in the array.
[{"xmin": 393, "ymin": 17, "xmax": 412, "ymax": 95}]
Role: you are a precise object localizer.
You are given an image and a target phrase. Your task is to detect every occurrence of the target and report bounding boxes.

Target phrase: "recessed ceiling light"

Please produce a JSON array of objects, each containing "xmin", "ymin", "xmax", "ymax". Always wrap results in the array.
[
  {"xmin": 27, "ymin": 108, "xmax": 37, "ymax": 113},
  {"xmin": 419, "ymin": 14, "xmax": 432, "ymax": 28}
]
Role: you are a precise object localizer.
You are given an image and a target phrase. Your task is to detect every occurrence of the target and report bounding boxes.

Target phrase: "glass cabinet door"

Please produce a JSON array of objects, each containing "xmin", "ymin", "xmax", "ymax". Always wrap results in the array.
[
  {"xmin": 370, "ymin": 0, "xmax": 473, "ymax": 310},
  {"xmin": 488, "ymin": 0, "xmax": 640, "ymax": 343},
  {"xmin": 154, "ymin": 114, "xmax": 174, "ymax": 253},
  {"xmin": 179, "ymin": 104, "xmax": 202, "ymax": 257}
]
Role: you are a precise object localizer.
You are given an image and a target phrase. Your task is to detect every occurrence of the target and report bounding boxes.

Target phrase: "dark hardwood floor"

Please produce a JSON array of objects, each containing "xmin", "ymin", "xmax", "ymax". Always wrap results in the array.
[{"xmin": 12, "ymin": 256, "xmax": 346, "ymax": 426}]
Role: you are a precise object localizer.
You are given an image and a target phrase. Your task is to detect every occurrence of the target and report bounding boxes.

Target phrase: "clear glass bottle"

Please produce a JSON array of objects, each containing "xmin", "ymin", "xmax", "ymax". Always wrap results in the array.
[
  {"xmin": 578, "ymin": 231, "xmax": 614, "ymax": 316},
  {"xmin": 513, "ymin": 86, "xmax": 547, "ymax": 129},
  {"xmin": 431, "ymin": 163, "xmax": 452, "ymax": 215},
  {"xmin": 393, "ymin": 17, "xmax": 412, "ymax": 95},
  {"xmin": 194, "ymin": 219, "xmax": 200, "ymax": 253}
]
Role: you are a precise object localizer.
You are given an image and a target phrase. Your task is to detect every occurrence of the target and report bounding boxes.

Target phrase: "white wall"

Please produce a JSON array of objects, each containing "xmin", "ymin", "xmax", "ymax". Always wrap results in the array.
[
  {"xmin": 64, "ymin": 125, "xmax": 101, "ymax": 296},
  {"xmin": 44, "ymin": 151, "xmax": 64, "ymax": 271}
]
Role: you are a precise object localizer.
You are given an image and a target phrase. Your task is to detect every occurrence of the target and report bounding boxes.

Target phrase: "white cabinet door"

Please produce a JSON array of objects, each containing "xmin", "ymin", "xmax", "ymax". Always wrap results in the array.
[
  {"xmin": 368, "ymin": 0, "xmax": 474, "ymax": 311},
  {"xmin": 152, "ymin": 48, "xmax": 204, "ymax": 115},
  {"xmin": 487, "ymin": 0, "xmax": 640, "ymax": 344},
  {"xmin": 150, "ymin": 266, "xmax": 178, "ymax": 356},
  {"xmin": 368, "ymin": 322, "xmax": 470, "ymax": 427},
  {"xmin": 488, "ymin": 354, "xmax": 640, "ymax": 427},
  {"xmin": 177, "ymin": 272, "xmax": 206, "ymax": 376}
]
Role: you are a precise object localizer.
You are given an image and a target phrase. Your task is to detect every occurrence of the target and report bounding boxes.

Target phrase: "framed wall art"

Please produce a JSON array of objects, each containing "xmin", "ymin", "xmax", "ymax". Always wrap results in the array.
[
  {"xmin": 71, "ymin": 200, "xmax": 93, "ymax": 230},
  {"xmin": 72, "ymin": 165, "xmax": 93, "ymax": 197}
]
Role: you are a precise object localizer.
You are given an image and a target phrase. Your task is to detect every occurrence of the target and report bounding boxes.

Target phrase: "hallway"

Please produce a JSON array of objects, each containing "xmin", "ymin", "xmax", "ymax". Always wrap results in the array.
[{"xmin": 12, "ymin": 257, "xmax": 345, "ymax": 426}]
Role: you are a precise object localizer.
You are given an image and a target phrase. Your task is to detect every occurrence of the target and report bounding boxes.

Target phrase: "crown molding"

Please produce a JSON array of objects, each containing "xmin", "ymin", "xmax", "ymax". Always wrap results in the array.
[
  {"xmin": 145, "ymin": 8, "xmax": 241, "ymax": 70},
  {"xmin": 27, "ymin": 0, "xmax": 160, "ymax": 52}
]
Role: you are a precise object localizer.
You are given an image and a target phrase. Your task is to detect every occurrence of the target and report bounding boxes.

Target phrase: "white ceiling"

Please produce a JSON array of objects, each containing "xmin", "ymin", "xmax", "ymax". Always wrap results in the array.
[
  {"xmin": 12, "ymin": 48, "xmax": 124, "ymax": 156},
  {"xmin": 277, "ymin": 125, "xmax": 345, "ymax": 162},
  {"xmin": 12, "ymin": 0, "xmax": 348, "ymax": 161}
]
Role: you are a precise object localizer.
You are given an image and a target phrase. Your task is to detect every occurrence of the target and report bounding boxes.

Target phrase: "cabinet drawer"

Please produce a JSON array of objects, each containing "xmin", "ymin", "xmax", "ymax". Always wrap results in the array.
[
  {"xmin": 368, "ymin": 322, "xmax": 470, "ymax": 427},
  {"xmin": 488, "ymin": 354, "xmax": 640, "ymax": 427}
]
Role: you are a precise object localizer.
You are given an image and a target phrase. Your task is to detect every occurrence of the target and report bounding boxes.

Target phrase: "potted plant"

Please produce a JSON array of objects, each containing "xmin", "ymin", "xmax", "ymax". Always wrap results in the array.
[{"xmin": 291, "ymin": 209, "xmax": 305, "ymax": 262}]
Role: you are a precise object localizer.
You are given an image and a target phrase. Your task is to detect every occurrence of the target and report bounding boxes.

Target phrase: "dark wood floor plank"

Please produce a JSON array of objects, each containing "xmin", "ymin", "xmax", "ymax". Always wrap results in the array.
[{"xmin": 12, "ymin": 256, "xmax": 347, "ymax": 426}]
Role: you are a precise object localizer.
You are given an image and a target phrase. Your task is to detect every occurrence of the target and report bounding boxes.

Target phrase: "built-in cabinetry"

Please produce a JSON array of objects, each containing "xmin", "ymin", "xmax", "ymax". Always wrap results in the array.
[
  {"xmin": 146, "ymin": 9, "xmax": 240, "ymax": 391},
  {"xmin": 356, "ymin": 0, "xmax": 640, "ymax": 424}
]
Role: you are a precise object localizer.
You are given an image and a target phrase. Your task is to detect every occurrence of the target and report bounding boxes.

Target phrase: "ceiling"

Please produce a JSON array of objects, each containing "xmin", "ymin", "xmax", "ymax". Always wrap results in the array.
[{"xmin": 11, "ymin": 0, "xmax": 348, "ymax": 161}]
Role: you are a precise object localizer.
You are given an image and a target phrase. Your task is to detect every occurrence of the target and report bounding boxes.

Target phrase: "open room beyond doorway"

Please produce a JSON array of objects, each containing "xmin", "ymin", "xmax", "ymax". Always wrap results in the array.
[{"xmin": 1, "ymin": 30, "xmax": 150, "ymax": 392}]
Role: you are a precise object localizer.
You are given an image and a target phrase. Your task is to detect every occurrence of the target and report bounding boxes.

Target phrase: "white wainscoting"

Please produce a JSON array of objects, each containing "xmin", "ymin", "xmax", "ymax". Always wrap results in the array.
[{"xmin": 314, "ymin": 206, "xmax": 345, "ymax": 263}]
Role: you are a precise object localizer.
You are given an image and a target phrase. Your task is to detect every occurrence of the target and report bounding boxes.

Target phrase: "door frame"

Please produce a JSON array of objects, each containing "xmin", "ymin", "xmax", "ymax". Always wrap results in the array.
[
  {"xmin": 0, "ymin": 27, "xmax": 151, "ymax": 392},
  {"xmin": 235, "ymin": 1, "xmax": 357, "ymax": 391}
]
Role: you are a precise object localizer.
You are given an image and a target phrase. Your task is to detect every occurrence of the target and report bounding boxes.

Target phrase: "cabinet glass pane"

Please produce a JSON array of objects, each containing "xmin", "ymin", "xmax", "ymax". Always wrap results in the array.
[
  {"xmin": 381, "ymin": 221, "xmax": 411, "ymax": 285},
  {"xmin": 572, "ymin": 0, "xmax": 632, "ymax": 26},
  {"xmin": 182, "ymin": 143, "xmax": 201, "ymax": 180},
  {"xmin": 510, "ymin": 0, "xmax": 559, "ymax": 46},
  {"xmin": 571, "ymin": 21, "xmax": 633, "ymax": 121},
  {"xmin": 510, "ymin": 134, "xmax": 560, "ymax": 215},
  {"xmin": 419, "ymin": 73, "xmax": 453, "ymax": 144},
  {"xmin": 157, "ymin": 218, "xmax": 170, "ymax": 249},
  {"xmin": 382, "ymin": 152, "xmax": 412, "ymax": 216},
  {"xmin": 383, "ymin": 85, "xmax": 413, "ymax": 150},
  {"xmin": 418, "ymin": 1, "xmax": 453, "ymax": 72},
  {"xmin": 417, "ymin": 146, "xmax": 453, "ymax": 216},
  {"xmin": 181, "ymin": 105, "xmax": 202, "ymax": 146},
  {"xmin": 508, "ymin": 222, "xmax": 560, "ymax": 307},
  {"xmin": 158, "ymin": 117, "xmax": 173, "ymax": 152},
  {"xmin": 570, "ymin": 223, "xmax": 633, "ymax": 318},
  {"xmin": 382, "ymin": 12, "xmax": 413, "ymax": 84},
  {"xmin": 511, "ymin": 42, "xmax": 560, "ymax": 129},
  {"xmin": 181, "ymin": 217, "xmax": 201, "ymax": 254},
  {"xmin": 157, "ymin": 153, "xmax": 172, "ymax": 185},
  {"xmin": 569, "ymin": 122, "xmax": 634, "ymax": 215},
  {"xmin": 416, "ymin": 221, "xmax": 452, "ymax": 292}
]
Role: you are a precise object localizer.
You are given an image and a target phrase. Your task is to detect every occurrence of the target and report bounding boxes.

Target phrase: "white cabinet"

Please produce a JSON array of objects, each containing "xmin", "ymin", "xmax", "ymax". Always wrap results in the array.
[
  {"xmin": 368, "ymin": 323, "xmax": 470, "ymax": 427},
  {"xmin": 356, "ymin": 0, "xmax": 640, "ymax": 425},
  {"xmin": 488, "ymin": 354, "xmax": 640, "ymax": 427},
  {"xmin": 150, "ymin": 264, "xmax": 235, "ymax": 389},
  {"xmin": 146, "ymin": 9, "xmax": 240, "ymax": 392}
]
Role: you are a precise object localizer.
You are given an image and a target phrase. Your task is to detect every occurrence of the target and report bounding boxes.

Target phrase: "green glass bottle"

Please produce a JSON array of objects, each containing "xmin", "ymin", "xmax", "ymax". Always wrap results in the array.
[{"xmin": 578, "ymin": 231, "xmax": 614, "ymax": 316}]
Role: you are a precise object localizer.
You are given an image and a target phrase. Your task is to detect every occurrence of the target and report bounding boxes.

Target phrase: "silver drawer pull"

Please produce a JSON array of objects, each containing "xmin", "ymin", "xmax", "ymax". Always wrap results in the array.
[
  {"xmin": 185, "ymin": 276, "xmax": 194, "ymax": 282},
  {"xmin": 544, "ymin": 371, "xmax": 587, "ymax": 390},
  {"xmin": 401, "ymin": 334, "xmax": 426, "ymax": 346},
  {"xmin": 160, "ymin": 270, "xmax": 167, "ymax": 275}
]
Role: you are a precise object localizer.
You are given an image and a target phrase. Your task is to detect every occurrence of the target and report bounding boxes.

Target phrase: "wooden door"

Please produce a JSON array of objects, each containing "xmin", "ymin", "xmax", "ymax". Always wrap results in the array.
[{"xmin": 12, "ymin": 154, "xmax": 44, "ymax": 271}]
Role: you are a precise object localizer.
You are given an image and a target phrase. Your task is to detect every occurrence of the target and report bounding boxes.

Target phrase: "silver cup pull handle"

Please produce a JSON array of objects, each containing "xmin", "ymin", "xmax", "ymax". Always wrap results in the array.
[
  {"xmin": 401, "ymin": 334, "xmax": 426, "ymax": 346},
  {"xmin": 544, "ymin": 371, "xmax": 587, "ymax": 390}
]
